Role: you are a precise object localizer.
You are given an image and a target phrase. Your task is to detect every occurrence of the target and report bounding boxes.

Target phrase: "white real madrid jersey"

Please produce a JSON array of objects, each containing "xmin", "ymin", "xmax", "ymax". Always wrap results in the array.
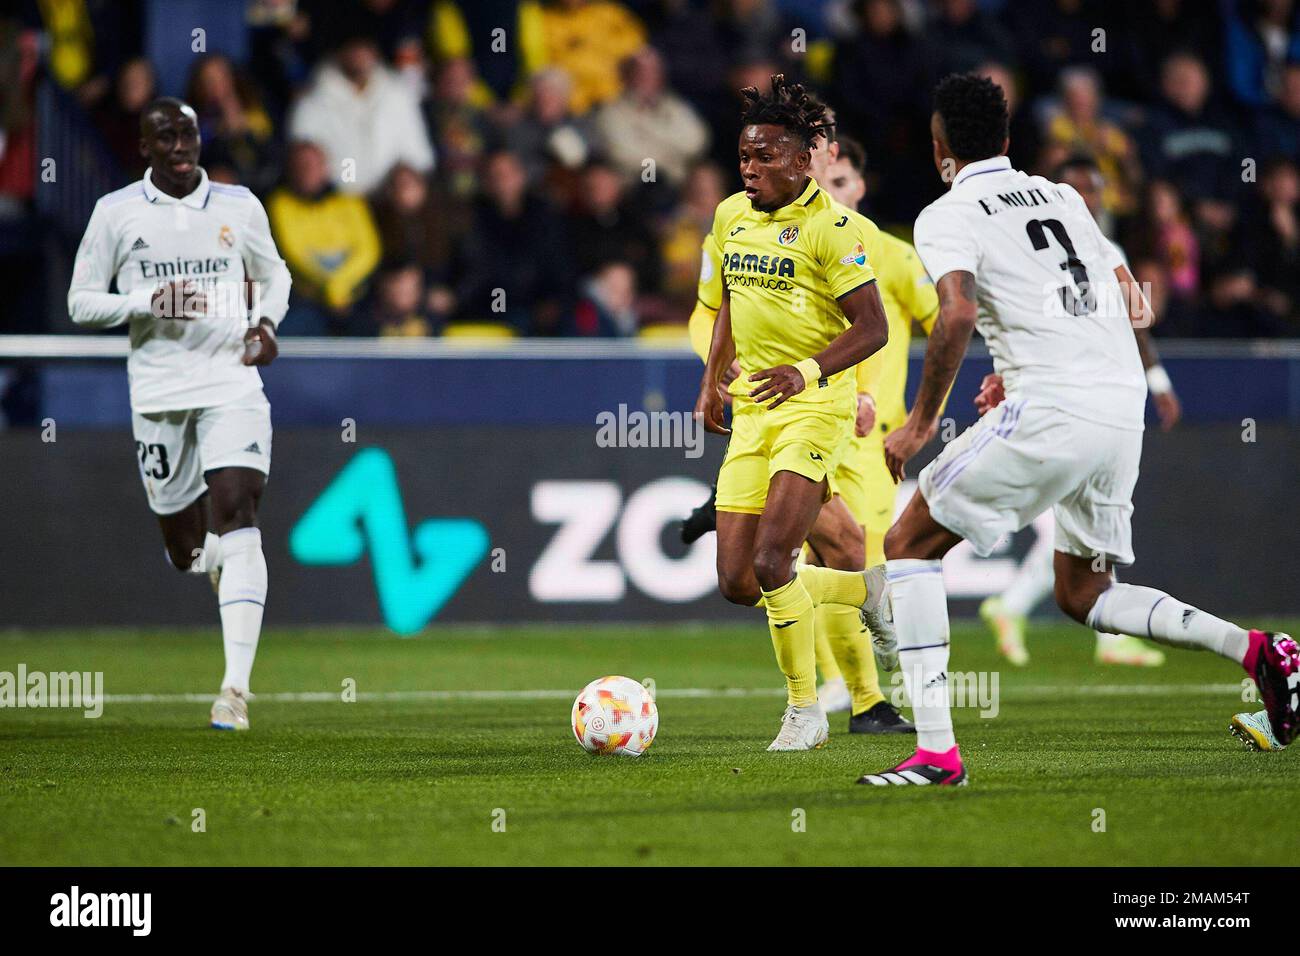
[
  {"xmin": 913, "ymin": 155, "xmax": 1146, "ymax": 431},
  {"xmin": 68, "ymin": 167, "xmax": 292, "ymax": 413}
]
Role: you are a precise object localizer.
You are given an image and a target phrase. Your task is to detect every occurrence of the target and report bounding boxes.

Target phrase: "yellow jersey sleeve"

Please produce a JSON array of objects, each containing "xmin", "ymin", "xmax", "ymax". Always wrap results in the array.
[
  {"xmin": 809, "ymin": 206, "xmax": 877, "ymax": 301},
  {"xmin": 697, "ymin": 231, "xmax": 723, "ymax": 312},
  {"xmin": 688, "ymin": 300, "xmax": 718, "ymax": 363},
  {"xmin": 894, "ymin": 240, "xmax": 940, "ymax": 334}
]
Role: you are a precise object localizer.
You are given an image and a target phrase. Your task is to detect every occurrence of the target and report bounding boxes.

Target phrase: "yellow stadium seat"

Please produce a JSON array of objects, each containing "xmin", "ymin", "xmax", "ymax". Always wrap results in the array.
[
  {"xmin": 637, "ymin": 324, "xmax": 691, "ymax": 343},
  {"xmin": 442, "ymin": 323, "xmax": 518, "ymax": 340}
]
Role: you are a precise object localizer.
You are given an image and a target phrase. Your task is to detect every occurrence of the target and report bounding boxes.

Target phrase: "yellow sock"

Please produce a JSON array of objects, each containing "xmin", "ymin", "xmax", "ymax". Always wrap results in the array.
[
  {"xmin": 817, "ymin": 604, "xmax": 886, "ymax": 715},
  {"xmin": 798, "ymin": 564, "xmax": 868, "ymax": 607},
  {"xmin": 762, "ymin": 577, "xmax": 818, "ymax": 707},
  {"xmin": 815, "ymin": 625, "xmax": 842, "ymax": 682},
  {"xmin": 865, "ymin": 533, "xmax": 886, "ymax": 572}
]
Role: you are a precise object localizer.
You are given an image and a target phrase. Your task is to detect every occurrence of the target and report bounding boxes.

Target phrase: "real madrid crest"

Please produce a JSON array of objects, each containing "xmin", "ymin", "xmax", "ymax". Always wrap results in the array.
[{"xmin": 218, "ymin": 225, "xmax": 235, "ymax": 249}]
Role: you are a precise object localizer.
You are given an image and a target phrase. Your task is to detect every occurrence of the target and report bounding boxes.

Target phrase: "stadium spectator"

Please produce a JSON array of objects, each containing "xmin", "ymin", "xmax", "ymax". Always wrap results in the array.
[
  {"xmin": 454, "ymin": 150, "xmax": 572, "ymax": 334},
  {"xmin": 1012, "ymin": 0, "xmax": 1104, "ymax": 97},
  {"xmin": 288, "ymin": 35, "xmax": 435, "ymax": 194},
  {"xmin": 658, "ymin": 161, "xmax": 726, "ymax": 312},
  {"xmin": 571, "ymin": 260, "xmax": 639, "ymax": 336},
  {"xmin": 1252, "ymin": 59, "xmax": 1300, "ymax": 163},
  {"xmin": 504, "ymin": 67, "xmax": 598, "ymax": 187},
  {"xmin": 711, "ymin": 0, "xmax": 801, "ymax": 72},
  {"xmin": 1239, "ymin": 157, "xmax": 1300, "ymax": 330},
  {"xmin": 1223, "ymin": 0, "xmax": 1300, "ymax": 107},
  {"xmin": 185, "ymin": 54, "xmax": 279, "ymax": 195},
  {"xmin": 353, "ymin": 261, "xmax": 434, "ymax": 337},
  {"xmin": 594, "ymin": 46, "xmax": 710, "ymax": 191},
  {"xmin": 370, "ymin": 162, "xmax": 467, "ymax": 323},
  {"xmin": 830, "ymin": 0, "xmax": 932, "ymax": 192},
  {"xmin": 637, "ymin": 0, "xmax": 728, "ymax": 123},
  {"xmin": 268, "ymin": 140, "xmax": 383, "ymax": 334},
  {"xmin": 91, "ymin": 56, "xmax": 155, "ymax": 180},
  {"xmin": 539, "ymin": 0, "xmax": 646, "ymax": 114},
  {"xmin": 426, "ymin": 0, "xmax": 545, "ymax": 103},
  {"xmin": 977, "ymin": 60, "xmax": 1040, "ymax": 183},
  {"xmin": 566, "ymin": 160, "xmax": 662, "ymax": 296},
  {"xmin": 1140, "ymin": 52, "xmax": 1241, "ymax": 220},
  {"xmin": 927, "ymin": 0, "xmax": 1017, "ymax": 78},
  {"xmin": 1120, "ymin": 0, "xmax": 1224, "ymax": 99},
  {"xmin": 1040, "ymin": 67, "xmax": 1142, "ymax": 216},
  {"xmin": 425, "ymin": 56, "xmax": 492, "ymax": 199}
]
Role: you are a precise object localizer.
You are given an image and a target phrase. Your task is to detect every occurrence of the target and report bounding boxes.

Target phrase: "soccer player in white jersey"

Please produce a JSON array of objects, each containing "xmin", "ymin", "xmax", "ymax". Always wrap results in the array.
[
  {"xmin": 68, "ymin": 98, "xmax": 291, "ymax": 731},
  {"xmin": 857, "ymin": 75, "xmax": 1299, "ymax": 787},
  {"xmin": 978, "ymin": 155, "xmax": 1179, "ymax": 669}
]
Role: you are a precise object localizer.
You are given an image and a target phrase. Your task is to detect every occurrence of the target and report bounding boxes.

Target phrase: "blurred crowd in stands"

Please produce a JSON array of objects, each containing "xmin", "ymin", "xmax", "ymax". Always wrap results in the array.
[{"xmin": 3, "ymin": 0, "xmax": 1300, "ymax": 339}]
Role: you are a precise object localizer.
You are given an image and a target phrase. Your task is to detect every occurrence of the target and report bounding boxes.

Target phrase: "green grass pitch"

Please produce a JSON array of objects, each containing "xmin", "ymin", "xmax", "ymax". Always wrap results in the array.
[{"xmin": 0, "ymin": 621, "xmax": 1294, "ymax": 866}]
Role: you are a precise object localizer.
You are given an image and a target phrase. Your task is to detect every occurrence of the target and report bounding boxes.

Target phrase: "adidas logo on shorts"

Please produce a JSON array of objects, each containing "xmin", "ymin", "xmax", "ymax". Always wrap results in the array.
[{"xmin": 243, "ymin": 442, "xmax": 261, "ymax": 455}]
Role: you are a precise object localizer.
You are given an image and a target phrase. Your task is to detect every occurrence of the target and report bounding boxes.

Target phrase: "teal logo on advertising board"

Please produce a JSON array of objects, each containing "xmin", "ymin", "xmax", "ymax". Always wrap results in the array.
[{"xmin": 289, "ymin": 448, "xmax": 489, "ymax": 635}]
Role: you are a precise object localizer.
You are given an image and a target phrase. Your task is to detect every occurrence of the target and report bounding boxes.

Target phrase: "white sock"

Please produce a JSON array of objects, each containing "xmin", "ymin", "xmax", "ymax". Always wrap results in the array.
[
  {"xmin": 999, "ymin": 535, "xmax": 1055, "ymax": 617},
  {"xmin": 218, "ymin": 527, "xmax": 267, "ymax": 693},
  {"xmin": 887, "ymin": 558, "xmax": 956, "ymax": 753},
  {"xmin": 1086, "ymin": 583, "xmax": 1249, "ymax": 664}
]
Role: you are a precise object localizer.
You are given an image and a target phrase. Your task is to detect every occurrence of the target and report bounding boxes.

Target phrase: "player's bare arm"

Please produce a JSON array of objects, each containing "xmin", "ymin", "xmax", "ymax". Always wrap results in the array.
[
  {"xmin": 1116, "ymin": 262, "xmax": 1181, "ymax": 430},
  {"xmin": 694, "ymin": 288, "xmax": 735, "ymax": 434},
  {"xmin": 884, "ymin": 270, "xmax": 978, "ymax": 480},
  {"xmin": 748, "ymin": 281, "xmax": 888, "ymax": 408}
]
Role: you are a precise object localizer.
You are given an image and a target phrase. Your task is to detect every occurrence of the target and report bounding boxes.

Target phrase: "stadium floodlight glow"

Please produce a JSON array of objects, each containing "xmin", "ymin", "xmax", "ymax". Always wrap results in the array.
[{"xmin": 289, "ymin": 448, "xmax": 490, "ymax": 635}]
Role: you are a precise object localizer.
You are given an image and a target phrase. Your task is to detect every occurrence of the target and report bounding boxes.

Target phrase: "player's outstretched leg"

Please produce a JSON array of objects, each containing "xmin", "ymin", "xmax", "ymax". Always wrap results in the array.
[
  {"xmin": 858, "ymin": 492, "xmax": 967, "ymax": 786},
  {"xmin": 1056, "ymin": 553, "xmax": 1299, "ymax": 746},
  {"xmin": 207, "ymin": 467, "xmax": 269, "ymax": 731}
]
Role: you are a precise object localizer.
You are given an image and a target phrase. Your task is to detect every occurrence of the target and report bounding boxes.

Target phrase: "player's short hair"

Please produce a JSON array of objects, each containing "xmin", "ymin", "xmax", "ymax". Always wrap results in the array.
[
  {"xmin": 739, "ymin": 73, "xmax": 834, "ymax": 149},
  {"xmin": 139, "ymin": 96, "xmax": 194, "ymax": 132},
  {"xmin": 933, "ymin": 73, "xmax": 1009, "ymax": 162},
  {"xmin": 836, "ymin": 135, "xmax": 867, "ymax": 175}
]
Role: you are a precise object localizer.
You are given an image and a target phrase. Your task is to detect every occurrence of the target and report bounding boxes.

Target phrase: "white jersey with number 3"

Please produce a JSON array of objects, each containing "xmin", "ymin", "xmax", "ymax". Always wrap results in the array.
[
  {"xmin": 68, "ymin": 167, "xmax": 291, "ymax": 414},
  {"xmin": 913, "ymin": 155, "xmax": 1146, "ymax": 431}
]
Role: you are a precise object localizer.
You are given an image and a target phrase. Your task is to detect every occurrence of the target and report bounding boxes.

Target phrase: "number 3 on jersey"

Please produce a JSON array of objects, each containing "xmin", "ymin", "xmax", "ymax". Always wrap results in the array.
[
  {"xmin": 136, "ymin": 441, "xmax": 170, "ymax": 480},
  {"xmin": 1026, "ymin": 218, "xmax": 1095, "ymax": 316}
]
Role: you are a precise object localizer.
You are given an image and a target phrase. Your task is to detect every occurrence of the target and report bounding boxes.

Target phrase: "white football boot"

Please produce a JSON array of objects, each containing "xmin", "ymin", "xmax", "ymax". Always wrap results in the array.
[
  {"xmin": 817, "ymin": 677, "xmax": 851, "ymax": 714},
  {"xmin": 861, "ymin": 566, "xmax": 898, "ymax": 671},
  {"xmin": 767, "ymin": 703, "xmax": 829, "ymax": 751},
  {"xmin": 210, "ymin": 687, "xmax": 250, "ymax": 731}
]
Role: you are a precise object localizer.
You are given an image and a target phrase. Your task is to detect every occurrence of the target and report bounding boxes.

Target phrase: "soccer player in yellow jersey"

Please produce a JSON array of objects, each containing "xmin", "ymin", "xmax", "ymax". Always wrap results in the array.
[
  {"xmin": 687, "ymin": 123, "xmax": 918, "ymax": 736},
  {"xmin": 693, "ymin": 76, "xmax": 896, "ymax": 751}
]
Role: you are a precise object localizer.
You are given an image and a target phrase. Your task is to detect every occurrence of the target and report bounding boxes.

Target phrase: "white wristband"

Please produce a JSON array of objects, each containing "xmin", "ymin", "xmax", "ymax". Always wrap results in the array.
[{"xmin": 1145, "ymin": 364, "xmax": 1173, "ymax": 396}]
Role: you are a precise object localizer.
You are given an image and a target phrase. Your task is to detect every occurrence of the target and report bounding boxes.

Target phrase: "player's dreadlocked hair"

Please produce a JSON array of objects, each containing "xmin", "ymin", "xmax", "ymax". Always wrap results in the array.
[
  {"xmin": 739, "ymin": 74, "xmax": 834, "ymax": 149},
  {"xmin": 932, "ymin": 73, "xmax": 1009, "ymax": 161}
]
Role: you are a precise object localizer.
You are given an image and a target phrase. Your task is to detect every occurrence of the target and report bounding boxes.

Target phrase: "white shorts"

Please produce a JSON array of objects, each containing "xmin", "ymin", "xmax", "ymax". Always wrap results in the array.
[
  {"xmin": 131, "ymin": 390, "xmax": 273, "ymax": 516},
  {"xmin": 919, "ymin": 399, "xmax": 1141, "ymax": 565}
]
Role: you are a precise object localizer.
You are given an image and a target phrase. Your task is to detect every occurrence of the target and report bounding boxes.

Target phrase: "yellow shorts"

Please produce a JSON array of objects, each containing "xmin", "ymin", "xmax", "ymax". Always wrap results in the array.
[
  {"xmin": 833, "ymin": 429, "xmax": 898, "ymax": 534},
  {"xmin": 716, "ymin": 399, "xmax": 854, "ymax": 515}
]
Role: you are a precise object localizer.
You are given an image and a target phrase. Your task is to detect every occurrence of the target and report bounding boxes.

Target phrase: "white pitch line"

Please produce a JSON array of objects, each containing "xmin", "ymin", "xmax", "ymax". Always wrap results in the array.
[{"xmin": 96, "ymin": 683, "xmax": 1242, "ymax": 705}]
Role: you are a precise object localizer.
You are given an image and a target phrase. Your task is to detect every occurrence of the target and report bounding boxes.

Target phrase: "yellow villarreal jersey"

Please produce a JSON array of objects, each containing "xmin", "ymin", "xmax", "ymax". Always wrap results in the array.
[
  {"xmin": 854, "ymin": 228, "xmax": 940, "ymax": 433},
  {"xmin": 711, "ymin": 178, "xmax": 878, "ymax": 406}
]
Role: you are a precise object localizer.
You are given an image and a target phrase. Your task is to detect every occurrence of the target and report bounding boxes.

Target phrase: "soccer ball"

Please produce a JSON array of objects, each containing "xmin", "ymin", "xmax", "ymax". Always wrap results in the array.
[{"xmin": 571, "ymin": 676, "xmax": 658, "ymax": 756}]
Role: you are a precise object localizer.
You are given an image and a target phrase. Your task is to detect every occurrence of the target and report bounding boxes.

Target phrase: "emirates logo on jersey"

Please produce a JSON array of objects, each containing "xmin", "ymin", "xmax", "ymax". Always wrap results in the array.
[
  {"xmin": 218, "ymin": 225, "xmax": 235, "ymax": 249},
  {"xmin": 777, "ymin": 225, "xmax": 799, "ymax": 245}
]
